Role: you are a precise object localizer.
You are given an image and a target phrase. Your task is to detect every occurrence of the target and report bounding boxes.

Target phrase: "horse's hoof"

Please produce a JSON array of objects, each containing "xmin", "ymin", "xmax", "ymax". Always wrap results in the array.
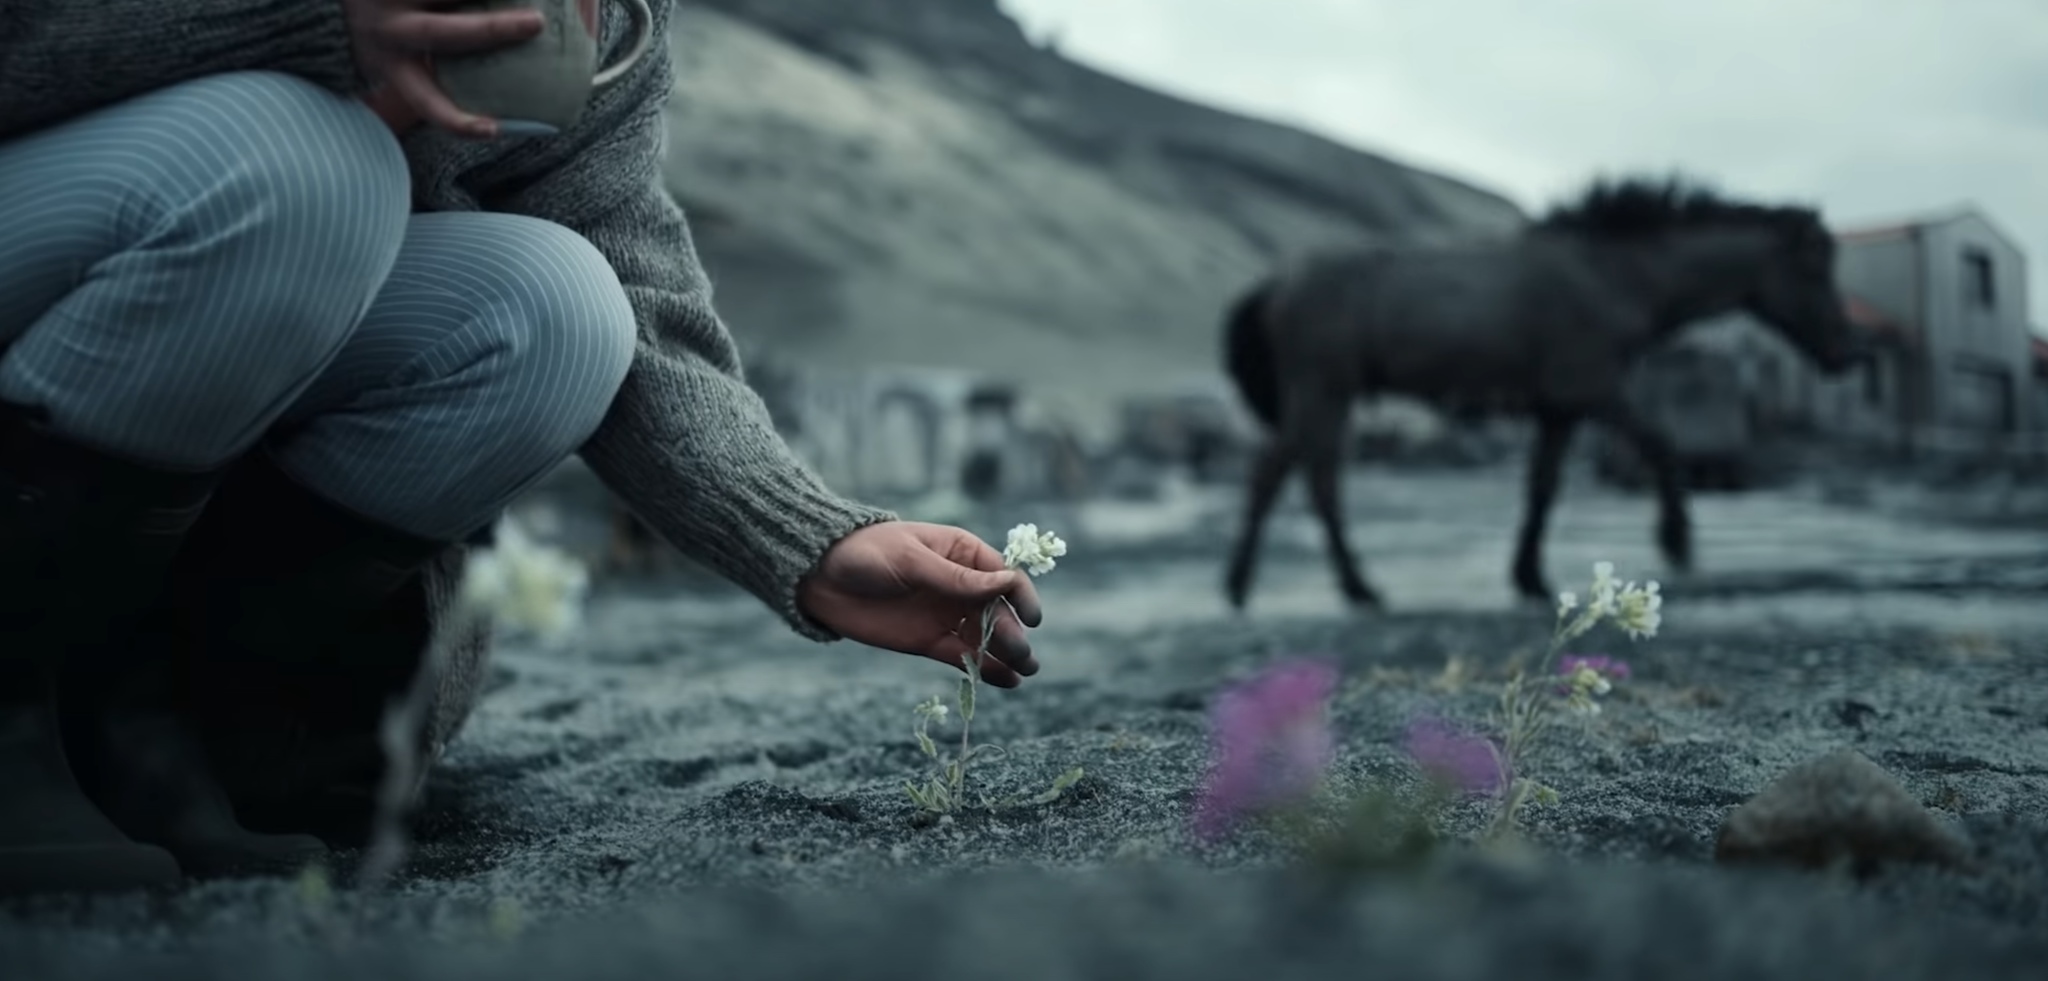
[
  {"xmin": 1342, "ymin": 584, "xmax": 1383, "ymax": 610},
  {"xmin": 1513, "ymin": 574, "xmax": 1552, "ymax": 604},
  {"xmin": 1658, "ymin": 518, "xmax": 1693, "ymax": 570}
]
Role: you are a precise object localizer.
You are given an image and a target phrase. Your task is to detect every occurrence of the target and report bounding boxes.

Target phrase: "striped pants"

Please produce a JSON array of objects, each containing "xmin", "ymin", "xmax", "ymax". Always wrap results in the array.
[{"xmin": 0, "ymin": 72, "xmax": 636, "ymax": 541}]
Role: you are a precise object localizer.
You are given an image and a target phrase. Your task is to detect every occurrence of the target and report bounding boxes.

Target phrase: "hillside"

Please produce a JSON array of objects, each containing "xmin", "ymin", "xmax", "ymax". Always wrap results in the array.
[{"xmin": 661, "ymin": 0, "xmax": 1527, "ymax": 429}]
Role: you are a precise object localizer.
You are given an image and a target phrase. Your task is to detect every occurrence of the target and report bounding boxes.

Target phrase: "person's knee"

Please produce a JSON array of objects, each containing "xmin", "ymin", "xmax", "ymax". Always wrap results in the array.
[
  {"xmin": 468, "ymin": 216, "xmax": 637, "ymax": 454},
  {"xmin": 255, "ymin": 216, "xmax": 631, "ymax": 541},
  {"xmin": 494, "ymin": 218, "xmax": 637, "ymax": 412},
  {"xmin": 130, "ymin": 72, "xmax": 411, "ymax": 365}
]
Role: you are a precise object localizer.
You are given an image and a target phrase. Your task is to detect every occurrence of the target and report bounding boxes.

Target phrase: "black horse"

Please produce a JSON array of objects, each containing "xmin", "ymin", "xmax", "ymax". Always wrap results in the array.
[{"xmin": 1222, "ymin": 176, "xmax": 1867, "ymax": 609}]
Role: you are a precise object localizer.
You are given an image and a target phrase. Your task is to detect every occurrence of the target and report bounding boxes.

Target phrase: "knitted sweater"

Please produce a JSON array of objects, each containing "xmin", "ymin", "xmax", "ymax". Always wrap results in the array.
[{"xmin": 2, "ymin": 2, "xmax": 897, "ymax": 753}]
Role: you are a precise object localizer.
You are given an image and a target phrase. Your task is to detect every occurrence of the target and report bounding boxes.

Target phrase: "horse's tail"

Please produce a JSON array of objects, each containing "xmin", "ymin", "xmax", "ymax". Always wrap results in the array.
[{"xmin": 1222, "ymin": 277, "xmax": 1281, "ymax": 429}]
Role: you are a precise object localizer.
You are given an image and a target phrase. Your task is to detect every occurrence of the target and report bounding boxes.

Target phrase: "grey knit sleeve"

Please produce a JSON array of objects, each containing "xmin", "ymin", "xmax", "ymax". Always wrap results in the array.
[
  {"xmin": 0, "ymin": 0, "xmax": 362, "ymax": 140},
  {"xmin": 478, "ymin": 2, "xmax": 898, "ymax": 641}
]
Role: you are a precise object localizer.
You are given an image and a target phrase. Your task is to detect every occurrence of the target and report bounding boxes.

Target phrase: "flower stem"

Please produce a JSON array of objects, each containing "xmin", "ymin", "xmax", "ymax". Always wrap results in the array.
[
  {"xmin": 977, "ymin": 599, "xmax": 1000, "ymax": 654},
  {"xmin": 1496, "ymin": 621, "xmax": 1573, "ymax": 803},
  {"xmin": 948, "ymin": 600, "xmax": 1000, "ymax": 799}
]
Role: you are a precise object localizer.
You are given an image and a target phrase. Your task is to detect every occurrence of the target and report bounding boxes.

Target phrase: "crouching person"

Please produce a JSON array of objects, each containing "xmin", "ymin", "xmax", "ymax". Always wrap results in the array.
[{"xmin": 0, "ymin": 0, "xmax": 1043, "ymax": 897}]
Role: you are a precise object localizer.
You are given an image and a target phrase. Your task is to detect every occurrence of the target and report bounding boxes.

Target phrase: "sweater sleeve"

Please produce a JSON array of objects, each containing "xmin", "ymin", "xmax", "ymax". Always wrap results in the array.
[
  {"xmin": 0, "ymin": 0, "xmax": 363, "ymax": 140},
  {"xmin": 483, "ymin": 5, "xmax": 896, "ymax": 641}
]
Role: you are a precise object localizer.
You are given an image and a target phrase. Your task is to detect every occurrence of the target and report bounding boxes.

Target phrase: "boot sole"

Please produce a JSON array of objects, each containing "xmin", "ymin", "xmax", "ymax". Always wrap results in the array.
[
  {"xmin": 0, "ymin": 841, "xmax": 183, "ymax": 897},
  {"xmin": 171, "ymin": 832, "xmax": 331, "ymax": 881}
]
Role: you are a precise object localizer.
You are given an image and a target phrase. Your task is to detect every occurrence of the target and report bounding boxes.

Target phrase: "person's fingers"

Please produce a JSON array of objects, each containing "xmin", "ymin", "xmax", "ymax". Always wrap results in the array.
[
  {"xmin": 1003, "ymin": 575, "xmax": 1043, "ymax": 629},
  {"xmin": 385, "ymin": 57, "xmax": 494, "ymax": 138},
  {"xmin": 948, "ymin": 531, "xmax": 1010, "ymax": 572},
  {"xmin": 920, "ymin": 525, "xmax": 1044, "ymax": 627},
  {"xmin": 925, "ymin": 635, "xmax": 1022, "ymax": 689},
  {"xmin": 904, "ymin": 545, "xmax": 1020, "ymax": 605},
  {"xmin": 359, "ymin": 83, "xmax": 420, "ymax": 134},
  {"xmin": 983, "ymin": 608, "xmax": 1039, "ymax": 678},
  {"xmin": 379, "ymin": 7, "xmax": 544, "ymax": 56}
]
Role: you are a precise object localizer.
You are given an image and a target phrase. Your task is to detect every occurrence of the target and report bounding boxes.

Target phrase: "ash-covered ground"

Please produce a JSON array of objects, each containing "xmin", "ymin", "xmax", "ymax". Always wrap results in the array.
[{"xmin": 7, "ymin": 462, "xmax": 2048, "ymax": 980}]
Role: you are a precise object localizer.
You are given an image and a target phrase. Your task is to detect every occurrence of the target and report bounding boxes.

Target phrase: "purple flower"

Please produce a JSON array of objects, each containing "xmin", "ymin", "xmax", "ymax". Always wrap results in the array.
[
  {"xmin": 1402, "ymin": 715, "xmax": 1507, "ymax": 797},
  {"xmin": 1557, "ymin": 654, "xmax": 1631, "ymax": 680},
  {"xmin": 1192, "ymin": 658, "xmax": 1339, "ymax": 842}
]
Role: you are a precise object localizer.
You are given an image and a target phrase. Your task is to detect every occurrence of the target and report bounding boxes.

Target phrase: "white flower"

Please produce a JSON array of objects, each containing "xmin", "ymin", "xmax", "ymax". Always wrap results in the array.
[
  {"xmin": 1586, "ymin": 561, "xmax": 1620, "ymax": 617},
  {"xmin": 1002, "ymin": 522, "xmax": 1066, "ymax": 576},
  {"xmin": 1569, "ymin": 665, "xmax": 1613, "ymax": 697},
  {"xmin": 1556, "ymin": 591, "xmax": 1578, "ymax": 617},
  {"xmin": 460, "ymin": 516, "xmax": 590, "ymax": 639},
  {"xmin": 1613, "ymin": 580, "xmax": 1662, "ymax": 639}
]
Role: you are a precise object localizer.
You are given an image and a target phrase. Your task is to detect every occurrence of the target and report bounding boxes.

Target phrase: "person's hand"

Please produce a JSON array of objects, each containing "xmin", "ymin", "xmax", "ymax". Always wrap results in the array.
[
  {"xmin": 796, "ymin": 522, "xmax": 1044, "ymax": 688},
  {"xmin": 361, "ymin": 83, "xmax": 422, "ymax": 136},
  {"xmin": 339, "ymin": 0, "xmax": 546, "ymax": 140}
]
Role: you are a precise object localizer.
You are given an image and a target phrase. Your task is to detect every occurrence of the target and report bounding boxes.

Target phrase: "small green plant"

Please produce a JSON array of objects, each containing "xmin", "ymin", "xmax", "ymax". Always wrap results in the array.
[
  {"xmin": 487, "ymin": 897, "xmax": 526, "ymax": 942},
  {"xmin": 1186, "ymin": 561, "xmax": 1666, "ymax": 886},
  {"xmin": 290, "ymin": 861, "xmax": 356, "ymax": 949},
  {"xmin": 296, "ymin": 862, "xmax": 334, "ymax": 912},
  {"xmin": 904, "ymin": 524, "xmax": 1084, "ymax": 816},
  {"xmin": 904, "ymin": 685, "xmax": 990, "ymax": 814},
  {"xmin": 1485, "ymin": 561, "xmax": 1660, "ymax": 835},
  {"xmin": 1289, "ymin": 779, "xmax": 1449, "ymax": 882}
]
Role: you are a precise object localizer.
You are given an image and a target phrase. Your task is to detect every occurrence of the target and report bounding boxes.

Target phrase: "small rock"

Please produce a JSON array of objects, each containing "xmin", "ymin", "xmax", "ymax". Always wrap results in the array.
[
  {"xmin": 1832, "ymin": 699, "xmax": 1880, "ymax": 729},
  {"xmin": 765, "ymin": 741, "xmax": 831, "ymax": 769},
  {"xmin": 1714, "ymin": 749, "xmax": 1975, "ymax": 875},
  {"xmin": 808, "ymin": 797, "xmax": 862, "ymax": 823}
]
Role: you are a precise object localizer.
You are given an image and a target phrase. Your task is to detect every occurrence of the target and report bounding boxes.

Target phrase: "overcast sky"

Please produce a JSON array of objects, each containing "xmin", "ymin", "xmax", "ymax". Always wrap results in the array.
[{"xmin": 1000, "ymin": 0, "xmax": 2048, "ymax": 329}]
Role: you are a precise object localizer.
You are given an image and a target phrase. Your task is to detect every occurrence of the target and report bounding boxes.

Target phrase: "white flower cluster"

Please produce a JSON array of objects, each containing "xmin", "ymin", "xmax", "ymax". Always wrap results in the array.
[
  {"xmin": 1563, "ymin": 664, "xmax": 1614, "ymax": 716},
  {"xmin": 1555, "ymin": 560, "xmax": 1662, "ymax": 641},
  {"xmin": 460, "ymin": 515, "xmax": 591, "ymax": 639},
  {"xmin": 1002, "ymin": 523, "xmax": 1067, "ymax": 577}
]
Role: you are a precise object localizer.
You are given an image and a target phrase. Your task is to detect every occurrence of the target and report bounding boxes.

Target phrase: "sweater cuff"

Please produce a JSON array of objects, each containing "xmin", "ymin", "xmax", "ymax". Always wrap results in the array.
[{"xmin": 742, "ymin": 483, "xmax": 899, "ymax": 642}]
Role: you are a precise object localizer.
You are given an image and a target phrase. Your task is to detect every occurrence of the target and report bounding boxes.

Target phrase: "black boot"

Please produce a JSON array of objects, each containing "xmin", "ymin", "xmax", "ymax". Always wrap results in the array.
[
  {"xmin": 59, "ymin": 652, "xmax": 332, "ymax": 880},
  {"xmin": 164, "ymin": 451, "xmax": 455, "ymax": 847},
  {"xmin": 0, "ymin": 405, "xmax": 329, "ymax": 887},
  {"xmin": 0, "ymin": 406, "xmax": 190, "ymax": 896}
]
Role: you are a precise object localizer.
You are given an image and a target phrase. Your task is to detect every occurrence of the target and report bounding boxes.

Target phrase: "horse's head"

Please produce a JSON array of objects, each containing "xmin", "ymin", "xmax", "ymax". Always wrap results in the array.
[{"xmin": 1742, "ymin": 212, "xmax": 1867, "ymax": 375}]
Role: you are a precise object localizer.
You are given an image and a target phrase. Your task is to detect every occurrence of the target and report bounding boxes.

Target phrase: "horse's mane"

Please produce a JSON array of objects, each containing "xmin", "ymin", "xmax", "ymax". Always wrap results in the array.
[{"xmin": 1535, "ymin": 175, "xmax": 1818, "ymax": 237}]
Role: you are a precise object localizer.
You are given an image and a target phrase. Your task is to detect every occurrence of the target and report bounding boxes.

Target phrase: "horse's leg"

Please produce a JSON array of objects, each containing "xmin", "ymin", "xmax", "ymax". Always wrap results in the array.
[
  {"xmin": 1510, "ymin": 409, "xmax": 1581, "ymax": 602},
  {"xmin": 1592, "ymin": 399, "xmax": 1692, "ymax": 572},
  {"xmin": 1300, "ymin": 404, "xmax": 1381, "ymax": 609},
  {"xmin": 1224, "ymin": 434, "xmax": 1297, "ymax": 610}
]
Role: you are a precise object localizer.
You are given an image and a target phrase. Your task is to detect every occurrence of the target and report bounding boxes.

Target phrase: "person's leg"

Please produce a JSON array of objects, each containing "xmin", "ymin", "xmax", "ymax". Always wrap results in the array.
[
  {"xmin": 0, "ymin": 70, "xmax": 410, "ymax": 895},
  {"xmin": 273, "ymin": 211, "xmax": 640, "ymax": 542},
  {"xmin": 165, "ymin": 211, "xmax": 636, "ymax": 838}
]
